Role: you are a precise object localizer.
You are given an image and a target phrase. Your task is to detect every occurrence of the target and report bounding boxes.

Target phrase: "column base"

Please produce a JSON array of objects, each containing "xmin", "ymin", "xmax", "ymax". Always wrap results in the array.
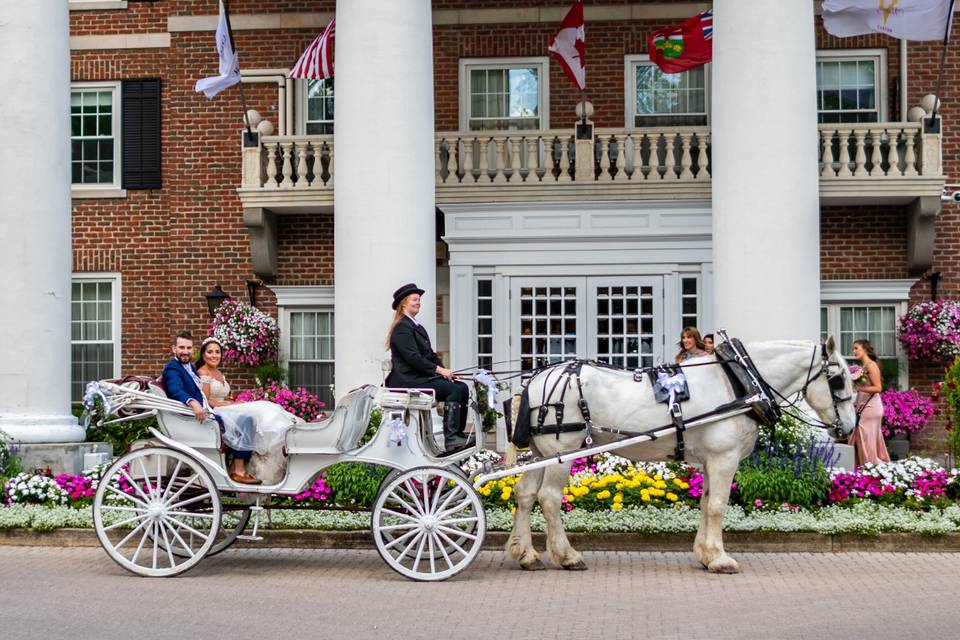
[
  {"xmin": 9, "ymin": 442, "xmax": 113, "ymax": 475},
  {"xmin": 0, "ymin": 414, "xmax": 85, "ymax": 444}
]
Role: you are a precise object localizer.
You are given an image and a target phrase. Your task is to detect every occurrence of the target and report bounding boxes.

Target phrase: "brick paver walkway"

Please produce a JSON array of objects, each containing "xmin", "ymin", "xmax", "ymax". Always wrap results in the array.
[{"xmin": 1, "ymin": 547, "xmax": 956, "ymax": 639}]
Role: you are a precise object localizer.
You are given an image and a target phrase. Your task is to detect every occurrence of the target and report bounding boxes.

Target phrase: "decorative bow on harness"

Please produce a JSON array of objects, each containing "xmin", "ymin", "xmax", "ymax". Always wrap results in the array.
[
  {"xmin": 386, "ymin": 416, "xmax": 407, "ymax": 446},
  {"xmin": 656, "ymin": 371, "xmax": 687, "ymax": 413},
  {"xmin": 81, "ymin": 381, "xmax": 113, "ymax": 429},
  {"xmin": 473, "ymin": 368, "xmax": 500, "ymax": 409}
]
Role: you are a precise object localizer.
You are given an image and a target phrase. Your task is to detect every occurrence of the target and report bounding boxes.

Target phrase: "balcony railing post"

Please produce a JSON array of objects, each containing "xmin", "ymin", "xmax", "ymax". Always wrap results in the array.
[
  {"xmin": 295, "ymin": 142, "xmax": 309, "ymax": 187},
  {"xmin": 509, "ymin": 136, "xmax": 522, "ymax": 182},
  {"xmin": 837, "ymin": 130, "xmax": 852, "ymax": 177},
  {"xmin": 695, "ymin": 132, "xmax": 709, "ymax": 180},
  {"xmin": 679, "ymin": 132, "xmax": 694, "ymax": 180},
  {"xmin": 614, "ymin": 135, "xmax": 628, "ymax": 182},
  {"xmin": 558, "ymin": 135, "xmax": 572, "ymax": 182},
  {"xmin": 903, "ymin": 128, "xmax": 918, "ymax": 176},
  {"xmin": 853, "ymin": 130, "xmax": 867, "ymax": 177},
  {"xmin": 921, "ymin": 120, "xmax": 942, "ymax": 175},
  {"xmin": 242, "ymin": 138, "xmax": 263, "ymax": 188},
  {"xmin": 265, "ymin": 141, "xmax": 279, "ymax": 188},
  {"xmin": 435, "ymin": 137, "xmax": 444, "ymax": 185},
  {"xmin": 279, "ymin": 142, "xmax": 294, "ymax": 187},
  {"xmin": 493, "ymin": 138, "xmax": 507, "ymax": 183},
  {"xmin": 461, "ymin": 137, "xmax": 474, "ymax": 182},
  {"xmin": 869, "ymin": 129, "xmax": 884, "ymax": 176},
  {"xmin": 819, "ymin": 129, "xmax": 834, "ymax": 177},
  {"xmin": 525, "ymin": 136, "xmax": 540, "ymax": 182},
  {"xmin": 598, "ymin": 135, "xmax": 611, "ymax": 181}
]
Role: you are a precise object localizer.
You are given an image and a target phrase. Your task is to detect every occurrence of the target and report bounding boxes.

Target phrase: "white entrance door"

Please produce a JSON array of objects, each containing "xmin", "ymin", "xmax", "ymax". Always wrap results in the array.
[{"xmin": 510, "ymin": 276, "xmax": 664, "ymax": 377}]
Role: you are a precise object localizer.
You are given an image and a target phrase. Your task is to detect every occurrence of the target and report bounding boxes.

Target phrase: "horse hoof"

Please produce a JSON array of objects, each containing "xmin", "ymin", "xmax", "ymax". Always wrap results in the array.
[
  {"xmin": 707, "ymin": 557, "xmax": 741, "ymax": 574},
  {"xmin": 521, "ymin": 557, "xmax": 546, "ymax": 571},
  {"xmin": 562, "ymin": 559, "xmax": 588, "ymax": 571}
]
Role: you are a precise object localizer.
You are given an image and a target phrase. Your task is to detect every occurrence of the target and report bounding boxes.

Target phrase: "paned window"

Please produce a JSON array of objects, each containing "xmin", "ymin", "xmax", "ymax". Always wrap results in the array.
[
  {"xmin": 628, "ymin": 58, "xmax": 707, "ymax": 127},
  {"xmin": 595, "ymin": 285, "xmax": 656, "ymax": 370},
  {"xmin": 476, "ymin": 279, "xmax": 494, "ymax": 370},
  {"xmin": 288, "ymin": 310, "xmax": 336, "ymax": 409},
  {"xmin": 306, "ymin": 78, "xmax": 334, "ymax": 134},
  {"xmin": 519, "ymin": 286, "xmax": 577, "ymax": 370},
  {"xmin": 821, "ymin": 304, "xmax": 903, "ymax": 388},
  {"xmin": 71, "ymin": 85, "xmax": 120, "ymax": 185},
  {"xmin": 461, "ymin": 59, "xmax": 547, "ymax": 131},
  {"xmin": 680, "ymin": 277, "xmax": 699, "ymax": 330},
  {"xmin": 71, "ymin": 277, "xmax": 120, "ymax": 401},
  {"xmin": 816, "ymin": 55, "xmax": 882, "ymax": 123}
]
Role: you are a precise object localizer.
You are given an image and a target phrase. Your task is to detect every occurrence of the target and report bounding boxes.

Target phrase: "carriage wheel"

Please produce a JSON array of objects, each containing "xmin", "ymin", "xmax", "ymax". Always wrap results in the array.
[
  {"xmin": 92, "ymin": 447, "xmax": 221, "ymax": 577},
  {"xmin": 165, "ymin": 500, "xmax": 252, "ymax": 559},
  {"xmin": 372, "ymin": 466, "xmax": 486, "ymax": 581}
]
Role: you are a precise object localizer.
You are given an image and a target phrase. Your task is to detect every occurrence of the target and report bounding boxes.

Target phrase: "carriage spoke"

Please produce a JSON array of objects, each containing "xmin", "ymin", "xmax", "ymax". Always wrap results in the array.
[
  {"xmin": 165, "ymin": 516, "xmax": 212, "ymax": 540},
  {"xmin": 430, "ymin": 477, "xmax": 448, "ymax": 514},
  {"xmin": 401, "ymin": 480, "xmax": 426, "ymax": 516},
  {"xmin": 113, "ymin": 517, "xmax": 150, "ymax": 550},
  {"xmin": 439, "ymin": 515, "xmax": 479, "ymax": 526},
  {"xmin": 105, "ymin": 485, "xmax": 148, "ymax": 507},
  {"xmin": 437, "ymin": 524, "xmax": 478, "ymax": 541},
  {"xmin": 427, "ymin": 531, "xmax": 436, "ymax": 574},
  {"xmin": 378, "ymin": 522, "xmax": 419, "ymax": 533},
  {"xmin": 163, "ymin": 518, "xmax": 198, "ymax": 559},
  {"xmin": 157, "ymin": 520, "xmax": 177, "ymax": 568},
  {"xmin": 166, "ymin": 492, "xmax": 213, "ymax": 511},
  {"xmin": 151, "ymin": 521, "xmax": 160, "ymax": 570},
  {"xmin": 136, "ymin": 457, "xmax": 158, "ymax": 497},
  {"xmin": 380, "ymin": 508, "xmax": 422, "ymax": 524},
  {"xmin": 419, "ymin": 474, "xmax": 431, "ymax": 513},
  {"xmin": 160, "ymin": 460, "xmax": 183, "ymax": 501},
  {"xmin": 432, "ymin": 532, "xmax": 455, "ymax": 570},
  {"xmin": 382, "ymin": 527, "xmax": 419, "ymax": 551},
  {"xmin": 163, "ymin": 473, "xmax": 201, "ymax": 505},
  {"xmin": 103, "ymin": 512, "xmax": 150, "ymax": 531},
  {"xmin": 165, "ymin": 510, "xmax": 215, "ymax": 520},
  {"xmin": 411, "ymin": 530, "xmax": 427, "ymax": 573},
  {"xmin": 435, "ymin": 496, "xmax": 473, "ymax": 520},
  {"xmin": 120, "ymin": 468, "xmax": 153, "ymax": 504},
  {"xmin": 389, "ymin": 491, "xmax": 423, "ymax": 519},
  {"xmin": 100, "ymin": 504, "xmax": 148, "ymax": 514},
  {"xmin": 434, "ymin": 484, "xmax": 465, "ymax": 516},
  {"xmin": 130, "ymin": 521, "xmax": 152, "ymax": 566},
  {"xmin": 435, "ymin": 527, "xmax": 468, "ymax": 557},
  {"xmin": 395, "ymin": 530, "xmax": 425, "ymax": 563}
]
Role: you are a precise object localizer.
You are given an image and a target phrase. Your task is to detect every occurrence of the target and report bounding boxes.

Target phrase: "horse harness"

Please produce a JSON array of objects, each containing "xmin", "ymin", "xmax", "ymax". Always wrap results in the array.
[{"xmin": 522, "ymin": 337, "xmax": 781, "ymax": 462}]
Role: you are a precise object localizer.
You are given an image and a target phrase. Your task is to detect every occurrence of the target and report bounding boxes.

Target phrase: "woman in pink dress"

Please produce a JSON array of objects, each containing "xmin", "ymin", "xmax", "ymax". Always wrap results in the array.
[{"xmin": 848, "ymin": 339, "xmax": 890, "ymax": 467}]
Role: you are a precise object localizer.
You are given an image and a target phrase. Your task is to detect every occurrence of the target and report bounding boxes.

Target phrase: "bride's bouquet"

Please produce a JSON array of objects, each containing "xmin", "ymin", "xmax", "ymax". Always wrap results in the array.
[{"xmin": 208, "ymin": 299, "xmax": 280, "ymax": 367}]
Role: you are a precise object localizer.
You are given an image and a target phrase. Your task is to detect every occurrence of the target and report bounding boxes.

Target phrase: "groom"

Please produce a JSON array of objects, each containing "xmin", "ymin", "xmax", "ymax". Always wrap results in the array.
[{"xmin": 161, "ymin": 330, "xmax": 261, "ymax": 485}]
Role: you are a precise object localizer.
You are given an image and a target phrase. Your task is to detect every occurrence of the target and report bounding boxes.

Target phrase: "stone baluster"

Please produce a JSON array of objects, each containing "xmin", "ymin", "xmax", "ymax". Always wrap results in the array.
[
  {"xmin": 635, "ymin": 133, "xmax": 649, "ymax": 180},
  {"xmin": 478, "ymin": 137, "xmax": 490, "ymax": 182},
  {"xmin": 509, "ymin": 136, "xmax": 522, "ymax": 182},
  {"xmin": 820, "ymin": 129, "xmax": 834, "ymax": 176},
  {"xmin": 599, "ymin": 135, "xmax": 611, "ymax": 181},
  {"xmin": 869, "ymin": 129, "xmax": 884, "ymax": 176},
  {"xmin": 695, "ymin": 133, "xmax": 709, "ymax": 180},
  {"xmin": 279, "ymin": 142, "xmax": 294, "ymax": 186},
  {"xmin": 492, "ymin": 137, "xmax": 507, "ymax": 183},
  {"xmin": 836, "ymin": 130, "xmax": 852, "ymax": 177},
  {"xmin": 265, "ymin": 142, "xmax": 279, "ymax": 187},
  {"xmin": 461, "ymin": 137, "xmax": 474, "ymax": 182},
  {"xmin": 326, "ymin": 141, "xmax": 334, "ymax": 184},
  {"xmin": 614, "ymin": 136, "xmax": 628, "ymax": 182},
  {"xmin": 903, "ymin": 128, "xmax": 918, "ymax": 176},
  {"xmin": 526, "ymin": 136, "xmax": 540, "ymax": 181},
  {"xmin": 435, "ymin": 137, "xmax": 444, "ymax": 185},
  {"xmin": 295, "ymin": 142, "xmax": 309, "ymax": 187},
  {"xmin": 558, "ymin": 136, "xmax": 572, "ymax": 182},
  {"xmin": 853, "ymin": 129, "xmax": 867, "ymax": 177},
  {"xmin": 679, "ymin": 132, "xmax": 694, "ymax": 180}
]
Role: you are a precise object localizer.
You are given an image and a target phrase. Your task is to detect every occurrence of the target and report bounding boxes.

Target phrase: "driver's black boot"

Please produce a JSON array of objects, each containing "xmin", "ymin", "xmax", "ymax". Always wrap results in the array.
[{"xmin": 443, "ymin": 402, "xmax": 471, "ymax": 451}]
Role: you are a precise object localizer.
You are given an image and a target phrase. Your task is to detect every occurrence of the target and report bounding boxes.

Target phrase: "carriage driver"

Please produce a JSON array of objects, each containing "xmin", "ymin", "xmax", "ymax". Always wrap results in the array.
[{"xmin": 385, "ymin": 283, "xmax": 474, "ymax": 453}]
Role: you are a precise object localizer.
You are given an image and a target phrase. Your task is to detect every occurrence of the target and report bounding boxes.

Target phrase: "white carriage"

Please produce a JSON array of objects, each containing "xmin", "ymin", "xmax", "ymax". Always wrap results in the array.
[{"xmin": 87, "ymin": 381, "xmax": 487, "ymax": 581}]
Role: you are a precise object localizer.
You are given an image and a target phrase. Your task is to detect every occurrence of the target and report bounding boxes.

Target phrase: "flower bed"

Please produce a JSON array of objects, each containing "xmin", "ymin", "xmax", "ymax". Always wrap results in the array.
[{"xmin": 234, "ymin": 382, "xmax": 325, "ymax": 422}]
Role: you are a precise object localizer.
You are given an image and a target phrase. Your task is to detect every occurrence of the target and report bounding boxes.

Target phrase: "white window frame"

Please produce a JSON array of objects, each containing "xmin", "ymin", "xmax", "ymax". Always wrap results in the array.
[
  {"xmin": 71, "ymin": 272, "xmax": 122, "ymax": 400},
  {"xmin": 816, "ymin": 48, "xmax": 888, "ymax": 122},
  {"xmin": 820, "ymin": 279, "xmax": 911, "ymax": 389},
  {"xmin": 275, "ymin": 286, "xmax": 336, "ymax": 406},
  {"xmin": 298, "ymin": 77, "xmax": 335, "ymax": 135},
  {"xmin": 624, "ymin": 54, "xmax": 711, "ymax": 128},
  {"xmin": 459, "ymin": 57, "xmax": 550, "ymax": 131},
  {"xmin": 70, "ymin": 80, "xmax": 124, "ymax": 197}
]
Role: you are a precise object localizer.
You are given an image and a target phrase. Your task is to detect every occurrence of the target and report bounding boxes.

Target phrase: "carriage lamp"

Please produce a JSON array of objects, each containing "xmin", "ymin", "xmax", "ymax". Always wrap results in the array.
[
  {"xmin": 205, "ymin": 285, "xmax": 231, "ymax": 317},
  {"xmin": 246, "ymin": 279, "xmax": 261, "ymax": 307}
]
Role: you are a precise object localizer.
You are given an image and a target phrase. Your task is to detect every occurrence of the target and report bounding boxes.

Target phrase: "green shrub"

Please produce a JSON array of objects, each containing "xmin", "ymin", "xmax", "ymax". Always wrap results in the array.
[
  {"xmin": 943, "ymin": 357, "xmax": 960, "ymax": 463},
  {"xmin": 324, "ymin": 463, "xmax": 390, "ymax": 508},
  {"xmin": 251, "ymin": 362, "xmax": 286, "ymax": 386}
]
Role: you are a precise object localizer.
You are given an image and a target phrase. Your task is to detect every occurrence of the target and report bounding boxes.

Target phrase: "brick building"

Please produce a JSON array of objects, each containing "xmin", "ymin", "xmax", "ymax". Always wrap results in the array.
[{"xmin": 3, "ymin": 1, "xmax": 956, "ymax": 451}]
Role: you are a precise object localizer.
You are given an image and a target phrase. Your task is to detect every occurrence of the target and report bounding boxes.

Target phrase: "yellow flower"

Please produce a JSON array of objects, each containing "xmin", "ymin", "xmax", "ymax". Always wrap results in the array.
[
  {"xmin": 563, "ymin": 487, "xmax": 569, "ymax": 495},
  {"xmin": 615, "ymin": 483, "xmax": 624, "ymax": 491},
  {"xmin": 641, "ymin": 494, "xmax": 651, "ymax": 502},
  {"xmin": 654, "ymin": 474, "xmax": 663, "ymax": 481},
  {"xmin": 501, "ymin": 491, "xmax": 512, "ymax": 501},
  {"xmin": 596, "ymin": 490, "xmax": 611, "ymax": 500},
  {"xmin": 567, "ymin": 494, "xmax": 576, "ymax": 502},
  {"xmin": 666, "ymin": 492, "xmax": 678, "ymax": 502},
  {"xmin": 613, "ymin": 493, "xmax": 623, "ymax": 503},
  {"xmin": 611, "ymin": 502, "xmax": 623, "ymax": 511}
]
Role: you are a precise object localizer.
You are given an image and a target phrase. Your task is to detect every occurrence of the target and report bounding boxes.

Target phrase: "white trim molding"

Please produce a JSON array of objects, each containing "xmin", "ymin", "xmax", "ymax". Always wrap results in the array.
[
  {"xmin": 458, "ymin": 57, "xmax": 550, "ymax": 131},
  {"xmin": 69, "ymin": 80, "xmax": 122, "ymax": 190},
  {"xmin": 624, "ymin": 54, "xmax": 711, "ymax": 128},
  {"xmin": 272, "ymin": 285, "xmax": 335, "ymax": 308},
  {"xmin": 820, "ymin": 279, "xmax": 915, "ymax": 302},
  {"xmin": 71, "ymin": 271, "xmax": 123, "ymax": 389},
  {"xmin": 816, "ymin": 48, "xmax": 889, "ymax": 122}
]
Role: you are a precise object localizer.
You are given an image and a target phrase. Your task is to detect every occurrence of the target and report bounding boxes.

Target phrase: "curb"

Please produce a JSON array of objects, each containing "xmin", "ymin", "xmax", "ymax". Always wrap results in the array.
[{"xmin": 4, "ymin": 529, "xmax": 960, "ymax": 552}]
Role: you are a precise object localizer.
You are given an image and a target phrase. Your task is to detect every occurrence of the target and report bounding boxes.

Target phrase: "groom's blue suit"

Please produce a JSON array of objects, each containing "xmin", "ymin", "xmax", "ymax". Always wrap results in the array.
[{"xmin": 161, "ymin": 358, "xmax": 252, "ymax": 460}]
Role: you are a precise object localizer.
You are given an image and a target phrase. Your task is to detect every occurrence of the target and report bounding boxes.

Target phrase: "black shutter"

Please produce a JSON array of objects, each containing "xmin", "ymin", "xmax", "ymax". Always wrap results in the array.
[{"xmin": 121, "ymin": 78, "xmax": 161, "ymax": 190}]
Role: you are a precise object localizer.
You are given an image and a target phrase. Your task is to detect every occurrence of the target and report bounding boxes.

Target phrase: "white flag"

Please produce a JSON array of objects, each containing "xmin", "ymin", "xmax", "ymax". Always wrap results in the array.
[
  {"xmin": 194, "ymin": 1, "xmax": 241, "ymax": 98},
  {"xmin": 823, "ymin": 0, "xmax": 953, "ymax": 41}
]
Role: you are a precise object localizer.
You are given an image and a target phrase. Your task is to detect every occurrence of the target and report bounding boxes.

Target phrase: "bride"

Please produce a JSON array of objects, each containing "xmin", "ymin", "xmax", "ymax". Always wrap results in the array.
[{"xmin": 195, "ymin": 337, "xmax": 303, "ymax": 473}]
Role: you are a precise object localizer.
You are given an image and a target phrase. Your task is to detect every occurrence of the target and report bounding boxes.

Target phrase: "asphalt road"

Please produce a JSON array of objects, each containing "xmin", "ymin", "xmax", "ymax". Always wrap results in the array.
[{"xmin": 1, "ymin": 547, "xmax": 957, "ymax": 640}]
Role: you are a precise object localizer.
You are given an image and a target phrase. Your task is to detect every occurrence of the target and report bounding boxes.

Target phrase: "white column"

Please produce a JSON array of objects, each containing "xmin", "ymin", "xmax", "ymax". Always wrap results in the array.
[
  {"xmin": 0, "ymin": 1, "xmax": 83, "ymax": 442},
  {"xmin": 334, "ymin": 0, "xmax": 437, "ymax": 397},
  {"xmin": 711, "ymin": 0, "xmax": 821, "ymax": 342}
]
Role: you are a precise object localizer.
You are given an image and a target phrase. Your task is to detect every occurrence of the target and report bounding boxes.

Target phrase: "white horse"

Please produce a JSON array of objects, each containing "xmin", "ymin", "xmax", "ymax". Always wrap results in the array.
[{"xmin": 506, "ymin": 338, "xmax": 857, "ymax": 574}]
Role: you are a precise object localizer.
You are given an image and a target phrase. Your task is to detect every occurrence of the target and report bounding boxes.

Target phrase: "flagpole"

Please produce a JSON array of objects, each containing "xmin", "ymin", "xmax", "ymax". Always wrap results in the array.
[
  {"xmin": 927, "ymin": 0, "xmax": 955, "ymax": 131},
  {"xmin": 579, "ymin": 90, "xmax": 587, "ymax": 125},
  {"xmin": 222, "ymin": 0, "xmax": 255, "ymax": 145}
]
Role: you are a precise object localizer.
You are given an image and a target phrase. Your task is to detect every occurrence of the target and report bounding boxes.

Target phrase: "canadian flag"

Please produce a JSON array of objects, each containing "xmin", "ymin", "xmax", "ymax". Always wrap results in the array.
[{"xmin": 548, "ymin": 1, "xmax": 586, "ymax": 91}]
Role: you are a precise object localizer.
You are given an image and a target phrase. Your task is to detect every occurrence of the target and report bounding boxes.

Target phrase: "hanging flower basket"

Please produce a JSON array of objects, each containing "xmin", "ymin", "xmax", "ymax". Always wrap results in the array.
[
  {"xmin": 897, "ymin": 299, "xmax": 960, "ymax": 361},
  {"xmin": 208, "ymin": 299, "xmax": 280, "ymax": 367},
  {"xmin": 880, "ymin": 388, "xmax": 935, "ymax": 438}
]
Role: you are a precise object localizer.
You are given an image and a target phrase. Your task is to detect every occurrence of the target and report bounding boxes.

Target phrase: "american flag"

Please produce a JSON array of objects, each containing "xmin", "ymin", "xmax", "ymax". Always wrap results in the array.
[
  {"xmin": 700, "ymin": 9, "xmax": 713, "ymax": 41},
  {"xmin": 290, "ymin": 19, "xmax": 336, "ymax": 80}
]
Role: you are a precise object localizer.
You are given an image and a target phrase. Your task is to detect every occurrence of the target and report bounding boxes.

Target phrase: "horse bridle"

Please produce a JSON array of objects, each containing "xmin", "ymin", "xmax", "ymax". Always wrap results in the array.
[{"xmin": 796, "ymin": 342, "xmax": 855, "ymax": 437}]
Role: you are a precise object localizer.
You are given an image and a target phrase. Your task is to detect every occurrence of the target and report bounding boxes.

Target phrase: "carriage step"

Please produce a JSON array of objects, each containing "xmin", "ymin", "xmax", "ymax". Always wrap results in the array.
[{"xmin": 236, "ymin": 534, "xmax": 264, "ymax": 541}]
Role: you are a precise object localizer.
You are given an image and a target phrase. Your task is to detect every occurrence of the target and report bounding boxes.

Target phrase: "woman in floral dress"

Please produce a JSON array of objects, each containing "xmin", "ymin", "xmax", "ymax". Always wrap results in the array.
[{"xmin": 848, "ymin": 339, "xmax": 890, "ymax": 467}]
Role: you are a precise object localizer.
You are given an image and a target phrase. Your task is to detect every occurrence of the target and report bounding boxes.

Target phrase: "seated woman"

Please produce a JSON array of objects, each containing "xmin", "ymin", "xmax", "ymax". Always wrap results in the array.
[
  {"xmin": 196, "ymin": 337, "xmax": 303, "ymax": 484},
  {"xmin": 675, "ymin": 326, "xmax": 709, "ymax": 364},
  {"xmin": 385, "ymin": 283, "xmax": 473, "ymax": 452}
]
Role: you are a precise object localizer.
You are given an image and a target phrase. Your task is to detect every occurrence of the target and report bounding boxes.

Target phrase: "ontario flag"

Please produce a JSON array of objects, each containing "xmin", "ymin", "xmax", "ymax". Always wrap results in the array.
[
  {"xmin": 648, "ymin": 9, "xmax": 712, "ymax": 74},
  {"xmin": 548, "ymin": 1, "xmax": 586, "ymax": 91},
  {"xmin": 290, "ymin": 18, "xmax": 336, "ymax": 80}
]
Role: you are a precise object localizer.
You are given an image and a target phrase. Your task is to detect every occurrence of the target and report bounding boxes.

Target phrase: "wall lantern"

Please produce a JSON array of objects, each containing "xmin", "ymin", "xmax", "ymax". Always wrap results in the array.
[{"xmin": 206, "ymin": 284, "xmax": 231, "ymax": 317}]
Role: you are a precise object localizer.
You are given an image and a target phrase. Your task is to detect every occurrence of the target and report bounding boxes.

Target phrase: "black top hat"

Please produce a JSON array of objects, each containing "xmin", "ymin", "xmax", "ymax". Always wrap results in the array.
[{"xmin": 392, "ymin": 283, "xmax": 425, "ymax": 310}]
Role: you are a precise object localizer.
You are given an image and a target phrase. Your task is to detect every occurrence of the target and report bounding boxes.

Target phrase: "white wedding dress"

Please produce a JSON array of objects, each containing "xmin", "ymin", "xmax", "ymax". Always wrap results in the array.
[{"xmin": 202, "ymin": 376, "xmax": 303, "ymax": 456}]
